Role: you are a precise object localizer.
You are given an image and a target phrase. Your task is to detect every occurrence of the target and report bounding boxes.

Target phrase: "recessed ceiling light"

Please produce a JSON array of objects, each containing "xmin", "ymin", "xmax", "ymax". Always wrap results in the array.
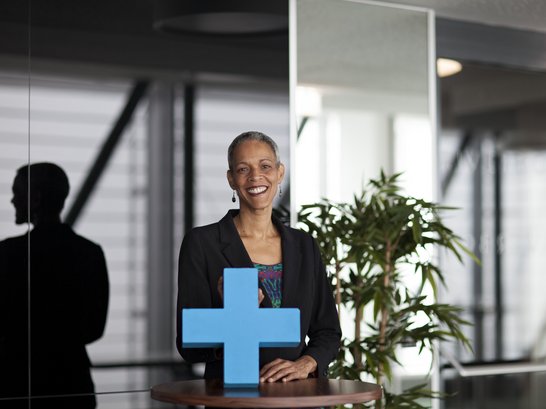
[
  {"xmin": 437, "ymin": 58, "xmax": 463, "ymax": 78},
  {"xmin": 153, "ymin": 0, "xmax": 288, "ymax": 35}
]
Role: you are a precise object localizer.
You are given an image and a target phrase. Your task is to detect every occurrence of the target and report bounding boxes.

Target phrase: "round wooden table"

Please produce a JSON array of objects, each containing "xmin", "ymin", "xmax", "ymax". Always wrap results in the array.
[{"xmin": 151, "ymin": 378, "xmax": 382, "ymax": 407}]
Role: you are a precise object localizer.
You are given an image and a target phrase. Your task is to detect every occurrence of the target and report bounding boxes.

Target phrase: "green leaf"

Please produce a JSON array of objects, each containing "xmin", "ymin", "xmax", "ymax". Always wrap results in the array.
[
  {"xmin": 373, "ymin": 289, "xmax": 382, "ymax": 319},
  {"xmin": 453, "ymin": 238, "xmax": 481, "ymax": 266}
]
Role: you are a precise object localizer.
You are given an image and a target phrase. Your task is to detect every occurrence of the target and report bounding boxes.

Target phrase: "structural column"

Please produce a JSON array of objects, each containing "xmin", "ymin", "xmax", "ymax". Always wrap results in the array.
[
  {"xmin": 493, "ymin": 138, "xmax": 503, "ymax": 360},
  {"xmin": 147, "ymin": 82, "xmax": 175, "ymax": 386},
  {"xmin": 183, "ymin": 84, "xmax": 195, "ymax": 233},
  {"xmin": 472, "ymin": 136, "xmax": 483, "ymax": 360}
]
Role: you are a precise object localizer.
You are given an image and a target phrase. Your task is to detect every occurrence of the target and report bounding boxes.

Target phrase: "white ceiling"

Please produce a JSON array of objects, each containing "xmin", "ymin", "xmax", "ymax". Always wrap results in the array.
[
  {"xmin": 298, "ymin": 0, "xmax": 430, "ymax": 114},
  {"xmin": 297, "ymin": 0, "xmax": 545, "ymax": 115},
  {"xmin": 378, "ymin": 0, "xmax": 546, "ymax": 33}
]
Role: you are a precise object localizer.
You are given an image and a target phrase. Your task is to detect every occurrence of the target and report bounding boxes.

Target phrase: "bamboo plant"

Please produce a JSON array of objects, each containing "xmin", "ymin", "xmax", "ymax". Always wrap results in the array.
[{"xmin": 298, "ymin": 171, "xmax": 476, "ymax": 408}]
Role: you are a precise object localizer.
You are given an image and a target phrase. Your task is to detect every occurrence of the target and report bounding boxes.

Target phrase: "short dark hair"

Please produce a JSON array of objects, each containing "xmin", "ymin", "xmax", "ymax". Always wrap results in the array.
[
  {"xmin": 227, "ymin": 131, "xmax": 281, "ymax": 170},
  {"xmin": 16, "ymin": 162, "xmax": 70, "ymax": 213}
]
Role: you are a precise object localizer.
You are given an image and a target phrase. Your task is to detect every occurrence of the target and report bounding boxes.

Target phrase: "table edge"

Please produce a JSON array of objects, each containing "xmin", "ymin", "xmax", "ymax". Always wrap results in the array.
[{"xmin": 151, "ymin": 379, "xmax": 382, "ymax": 408}]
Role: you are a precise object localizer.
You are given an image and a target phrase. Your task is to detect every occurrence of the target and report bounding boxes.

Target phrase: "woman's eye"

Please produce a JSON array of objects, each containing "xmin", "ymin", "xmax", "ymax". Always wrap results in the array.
[
  {"xmin": 261, "ymin": 164, "xmax": 272, "ymax": 170},
  {"xmin": 237, "ymin": 167, "xmax": 248, "ymax": 174}
]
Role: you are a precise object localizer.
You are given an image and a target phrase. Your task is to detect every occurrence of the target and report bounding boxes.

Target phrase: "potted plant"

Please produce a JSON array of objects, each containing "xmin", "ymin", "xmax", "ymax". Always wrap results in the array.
[{"xmin": 298, "ymin": 171, "xmax": 476, "ymax": 408}]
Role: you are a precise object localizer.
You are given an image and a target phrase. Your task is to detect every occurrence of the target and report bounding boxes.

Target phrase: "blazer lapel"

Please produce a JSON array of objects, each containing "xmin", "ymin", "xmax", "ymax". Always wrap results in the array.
[
  {"xmin": 218, "ymin": 211, "xmax": 300, "ymax": 309},
  {"xmin": 218, "ymin": 210, "xmax": 274, "ymax": 308},
  {"xmin": 219, "ymin": 210, "xmax": 253, "ymax": 268},
  {"xmin": 276, "ymin": 219, "xmax": 301, "ymax": 308}
]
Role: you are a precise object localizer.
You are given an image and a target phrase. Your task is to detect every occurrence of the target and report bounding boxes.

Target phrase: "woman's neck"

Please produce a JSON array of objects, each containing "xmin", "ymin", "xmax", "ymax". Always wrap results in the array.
[{"xmin": 235, "ymin": 208, "xmax": 276, "ymax": 239}]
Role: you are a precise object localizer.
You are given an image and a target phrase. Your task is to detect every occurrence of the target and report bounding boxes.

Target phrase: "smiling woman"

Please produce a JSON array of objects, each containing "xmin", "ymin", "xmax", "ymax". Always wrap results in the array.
[
  {"xmin": 227, "ymin": 133, "xmax": 285, "ymax": 216},
  {"xmin": 176, "ymin": 131, "xmax": 341, "ymax": 383}
]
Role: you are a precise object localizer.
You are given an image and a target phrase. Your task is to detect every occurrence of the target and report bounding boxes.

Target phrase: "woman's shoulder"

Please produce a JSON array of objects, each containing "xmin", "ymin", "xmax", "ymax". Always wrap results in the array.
[
  {"xmin": 184, "ymin": 221, "xmax": 220, "ymax": 241},
  {"xmin": 182, "ymin": 210, "xmax": 235, "ymax": 243},
  {"xmin": 179, "ymin": 223, "xmax": 221, "ymax": 258}
]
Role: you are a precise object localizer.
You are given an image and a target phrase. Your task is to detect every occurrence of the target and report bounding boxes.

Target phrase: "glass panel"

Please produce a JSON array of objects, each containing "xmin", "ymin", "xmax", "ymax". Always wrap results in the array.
[
  {"xmin": 0, "ymin": 2, "xmax": 31, "ymax": 402},
  {"xmin": 295, "ymin": 0, "xmax": 433, "ymax": 205},
  {"xmin": 21, "ymin": 1, "xmax": 290, "ymax": 401},
  {"xmin": 443, "ymin": 372, "xmax": 546, "ymax": 409},
  {"xmin": 438, "ymin": 62, "xmax": 546, "ymax": 406},
  {"xmin": 5, "ymin": 389, "xmax": 157, "ymax": 409},
  {"xmin": 28, "ymin": 76, "xmax": 145, "ymax": 399},
  {"xmin": 294, "ymin": 0, "xmax": 433, "ymax": 392}
]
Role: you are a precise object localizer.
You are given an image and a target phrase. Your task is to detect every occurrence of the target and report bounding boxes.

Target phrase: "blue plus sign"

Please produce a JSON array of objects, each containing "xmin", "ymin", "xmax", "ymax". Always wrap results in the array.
[{"xmin": 182, "ymin": 268, "xmax": 300, "ymax": 387}]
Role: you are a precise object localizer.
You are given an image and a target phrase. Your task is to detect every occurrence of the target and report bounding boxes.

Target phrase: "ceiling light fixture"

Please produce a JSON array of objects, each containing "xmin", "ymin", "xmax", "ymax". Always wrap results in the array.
[
  {"xmin": 437, "ymin": 58, "xmax": 463, "ymax": 78},
  {"xmin": 153, "ymin": 0, "xmax": 288, "ymax": 35}
]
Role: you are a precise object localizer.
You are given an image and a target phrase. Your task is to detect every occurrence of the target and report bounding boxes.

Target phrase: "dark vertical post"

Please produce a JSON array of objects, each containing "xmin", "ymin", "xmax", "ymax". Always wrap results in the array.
[
  {"xmin": 184, "ymin": 84, "xmax": 195, "ymax": 233},
  {"xmin": 472, "ymin": 136, "xmax": 484, "ymax": 360},
  {"xmin": 493, "ymin": 138, "xmax": 503, "ymax": 359},
  {"xmin": 471, "ymin": 137, "xmax": 485, "ymax": 409},
  {"xmin": 147, "ymin": 82, "xmax": 174, "ymax": 389}
]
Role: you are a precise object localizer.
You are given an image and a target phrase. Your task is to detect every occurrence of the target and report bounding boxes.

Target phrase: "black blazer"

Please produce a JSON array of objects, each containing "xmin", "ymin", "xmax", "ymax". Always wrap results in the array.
[
  {"xmin": 176, "ymin": 210, "xmax": 341, "ymax": 379},
  {"xmin": 0, "ymin": 224, "xmax": 109, "ymax": 407}
]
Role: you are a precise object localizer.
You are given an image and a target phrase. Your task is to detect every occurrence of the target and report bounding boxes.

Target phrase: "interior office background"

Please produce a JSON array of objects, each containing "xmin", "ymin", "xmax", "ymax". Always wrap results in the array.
[{"xmin": 0, "ymin": 1, "xmax": 545, "ymax": 408}]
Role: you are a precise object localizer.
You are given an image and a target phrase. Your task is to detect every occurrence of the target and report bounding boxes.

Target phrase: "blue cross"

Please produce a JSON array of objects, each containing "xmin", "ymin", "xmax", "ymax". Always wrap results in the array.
[{"xmin": 182, "ymin": 268, "xmax": 300, "ymax": 387}]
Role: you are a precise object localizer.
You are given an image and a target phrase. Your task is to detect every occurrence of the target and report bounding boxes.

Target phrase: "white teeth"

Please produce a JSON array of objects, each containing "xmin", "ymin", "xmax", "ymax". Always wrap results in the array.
[{"xmin": 248, "ymin": 186, "xmax": 267, "ymax": 194}]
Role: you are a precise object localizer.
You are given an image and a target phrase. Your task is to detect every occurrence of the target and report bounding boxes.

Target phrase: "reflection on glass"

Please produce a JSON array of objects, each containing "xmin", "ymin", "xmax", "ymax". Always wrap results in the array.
[
  {"xmin": 295, "ymin": 0, "xmax": 432, "ymax": 205},
  {"xmin": 295, "ymin": 0, "xmax": 433, "ymax": 393},
  {"xmin": 438, "ymin": 62, "xmax": 546, "ymax": 406},
  {"xmin": 0, "ymin": 163, "xmax": 109, "ymax": 408},
  {"xmin": 3, "ymin": 0, "xmax": 291, "ymax": 401},
  {"xmin": 0, "ymin": 390, "xmax": 154, "ymax": 409},
  {"xmin": 0, "ymin": 72, "xmax": 30, "ymax": 402},
  {"xmin": 0, "ymin": 74, "xmax": 30, "ymax": 240},
  {"xmin": 12, "ymin": 73, "xmax": 289, "ymax": 402},
  {"xmin": 443, "ymin": 372, "xmax": 546, "ymax": 409},
  {"xmin": 26, "ymin": 77, "xmax": 151, "ymax": 397}
]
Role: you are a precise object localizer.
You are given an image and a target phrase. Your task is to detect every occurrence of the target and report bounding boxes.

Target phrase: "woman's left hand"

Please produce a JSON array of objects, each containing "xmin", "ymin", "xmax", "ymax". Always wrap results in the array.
[{"xmin": 259, "ymin": 355, "xmax": 317, "ymax": 383}]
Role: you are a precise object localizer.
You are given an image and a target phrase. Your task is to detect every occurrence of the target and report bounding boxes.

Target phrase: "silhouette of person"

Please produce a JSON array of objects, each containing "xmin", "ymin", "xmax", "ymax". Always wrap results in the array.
[{"xmin": 0, "ymin": 163, "xmax": 109, "ymax": 409}]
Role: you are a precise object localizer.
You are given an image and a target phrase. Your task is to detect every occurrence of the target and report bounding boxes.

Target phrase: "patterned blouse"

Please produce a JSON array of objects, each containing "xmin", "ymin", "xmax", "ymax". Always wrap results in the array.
[{"xmin": 254, "ymin": 262, "xmax": 283, "ymax": 308}]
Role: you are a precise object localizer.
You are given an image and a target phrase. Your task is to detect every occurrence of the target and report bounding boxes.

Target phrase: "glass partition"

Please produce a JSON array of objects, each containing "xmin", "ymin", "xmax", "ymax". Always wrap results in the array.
[
  {"xmin": 0, "ymin": 3, "xmax": 31, "ymax": 406},
  {"xmin": 293, "ymin": 0, "xmax": 435, "ymax": 394},
  {"xmin": 438, "ymin": 61, "xmax": 546, "ymax": 409},
  {"xmin": 28, "ymin": 75, "xmax": 148, "ymax": 402},
  {"xmin": 0, "ymin": 75, "xmax": 31, "ymax": 407},
  {"xmin": 294, "ymin": 0, "xmax": 434, "ymax": 205},
  {"xmin": 0, "ymin": 1, "xmax": 290, "ymax": 406}
]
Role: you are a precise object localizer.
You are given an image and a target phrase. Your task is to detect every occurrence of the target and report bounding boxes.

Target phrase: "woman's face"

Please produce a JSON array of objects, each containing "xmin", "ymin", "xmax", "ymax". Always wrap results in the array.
[{"xmin": 227, "ymin": 140, "xmax": 285, "ymax": 212}]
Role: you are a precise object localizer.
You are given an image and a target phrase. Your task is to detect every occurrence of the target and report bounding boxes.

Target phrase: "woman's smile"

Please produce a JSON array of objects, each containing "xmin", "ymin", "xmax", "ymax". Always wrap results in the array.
[{"xmin": 247, "ymin": 185, "xmax": 268, "ymax": 195}]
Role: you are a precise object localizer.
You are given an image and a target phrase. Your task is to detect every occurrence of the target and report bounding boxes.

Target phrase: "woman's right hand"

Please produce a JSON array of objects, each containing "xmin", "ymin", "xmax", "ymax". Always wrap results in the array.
[{"xmin": 217, "ymin": 276, "xmax": 264, "ymax": 305}]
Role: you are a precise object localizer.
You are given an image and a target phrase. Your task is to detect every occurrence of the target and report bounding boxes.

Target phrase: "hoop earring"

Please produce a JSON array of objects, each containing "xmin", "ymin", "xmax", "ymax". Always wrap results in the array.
[
  {"xmin": 232, "ymin": 190, "xmax": 236, "ymax": 203},
  {"xmin": 278, "ymin": 184, "xmax": 282, "ymax": 198}
]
